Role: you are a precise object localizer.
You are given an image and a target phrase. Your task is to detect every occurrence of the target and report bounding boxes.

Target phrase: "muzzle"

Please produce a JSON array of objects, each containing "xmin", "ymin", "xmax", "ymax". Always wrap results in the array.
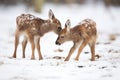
[
  {"xmin": 55, "ymin": 37, "xmax": 61, "ymax": 45},
  {"xmin": 55, "ymin": 41, "xmax": 61, "ymax": 45},
  {"xmin": 57, "ymin": 27, "xmax": 62, "ymax": 32}
]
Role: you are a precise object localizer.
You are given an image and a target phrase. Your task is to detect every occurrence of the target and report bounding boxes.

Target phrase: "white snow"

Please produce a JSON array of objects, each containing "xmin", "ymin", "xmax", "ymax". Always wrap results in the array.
[{"xmin": 0, "ymin": 3, "xmax": 120, "ymax": 80}]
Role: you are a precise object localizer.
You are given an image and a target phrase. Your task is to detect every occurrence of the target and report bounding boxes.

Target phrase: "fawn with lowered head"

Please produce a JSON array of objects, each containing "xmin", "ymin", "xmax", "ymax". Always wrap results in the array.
[
  {"xmin": 56, "ymin": 19, "xmax": 97, "ymax": 61},
  {"xmin": 12, "ymin": 9, "xmax": 62, "ymax": 60}
]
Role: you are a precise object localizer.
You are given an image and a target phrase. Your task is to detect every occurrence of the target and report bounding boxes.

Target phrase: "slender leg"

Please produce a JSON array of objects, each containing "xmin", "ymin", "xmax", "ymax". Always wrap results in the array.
[
  {"xmin": 75, "ymin": 40, "xmax": 88, "ymax": 61},
  {"xmin": 65, "ymin": 42, "xmax": 78, "ymax": 61},
  {"xmin": 12, "ymin": 31, "xmax": 20, "ymax": 58},
  {"xmin": 35, "ymin": 37, "xmax": 43, "ymax": 60},
  {"xmin": 22, "ymin": 37, "xmax": 28, "ymax": 58},
  {"xmin": 90, "ymin": 44, "xmax": 95, "ymax": 61},
  {"xmin": 89, "ymin": 40, "xmax": 96, "ymax": 61},
  {"xmin": 29, "ymin": 36, "xmax": 35, "ymax": 60}
]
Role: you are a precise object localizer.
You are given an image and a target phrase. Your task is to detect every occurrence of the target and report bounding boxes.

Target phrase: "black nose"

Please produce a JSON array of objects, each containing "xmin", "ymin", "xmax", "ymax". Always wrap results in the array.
[
  {"xmin": 55, "ymin": 41, "xmax": 59, "ymax": 44},
  {"xmin": 57, "ymin": 27, "xmax": 62, "ymax": 31},
  {"xmin": 55, "ymin": 41, "xmax": 61, "ymax": 45}
]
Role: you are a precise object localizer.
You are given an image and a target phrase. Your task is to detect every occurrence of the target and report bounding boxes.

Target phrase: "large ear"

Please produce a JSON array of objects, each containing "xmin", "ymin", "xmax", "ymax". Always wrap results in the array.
[
  {"xmin": 48, "ymin": 9, "xmax": 55, "ymax": 20},
  {"xmin": 65, "ymin": 19, "xmax": 71, "ymax": 31}
]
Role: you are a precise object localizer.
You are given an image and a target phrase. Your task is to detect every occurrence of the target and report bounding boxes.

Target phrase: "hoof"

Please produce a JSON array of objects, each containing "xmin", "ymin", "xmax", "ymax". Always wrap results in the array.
[
  {"xmin": 64, "ymin": 58, "xmax": 69, "ymax": 61},
  {"xmin": 91, "ymin": 59, "xmax": 95, "ymax": 61},
  {"xmin": 12, "ymin": 56, "xmax": 16, "ymax": 58},
  {"xmin": 75, "ymin": 58, "xmax": 79, "ymax": 61},
  {"xmin": 31, "ymin": 57, "xmax": 35, "ymax": 60},
  {"xmin": 22, "ymin": 56, "xmax": 25, "ymax": 58},
  {"xmin": 39, "ymin": 57, "xmax": 43, "ymax": 60}
]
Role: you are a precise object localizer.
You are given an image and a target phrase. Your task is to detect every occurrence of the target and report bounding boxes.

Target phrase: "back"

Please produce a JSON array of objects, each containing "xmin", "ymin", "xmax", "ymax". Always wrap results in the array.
[
  {"xmin": 78, "ymin": 19, "xmax": 97, "ymax": 37},
  {"xmin": 16, "ymin": 14, "xmax": 44, "ymax": 31}
]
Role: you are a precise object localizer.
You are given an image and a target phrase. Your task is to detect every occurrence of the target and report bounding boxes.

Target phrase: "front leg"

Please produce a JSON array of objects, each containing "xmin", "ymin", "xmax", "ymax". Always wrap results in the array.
[
  {"xmin": 75, "ymin": 32, "xmax": 90, "ymax": 61},
  {"xmin": 35, "ymin": 37, "xmax": 43, "ymax": 60},
  {"xmin": 75, "ymin": 40, "xmax": 88, "ymax": 61},
  {"xmin": 29, "ymin": 36, "xmax": 35, "ymax": 60},
  {"xmin": 65, "ymin": 42, "xmax": 78, "ymax": 61}
]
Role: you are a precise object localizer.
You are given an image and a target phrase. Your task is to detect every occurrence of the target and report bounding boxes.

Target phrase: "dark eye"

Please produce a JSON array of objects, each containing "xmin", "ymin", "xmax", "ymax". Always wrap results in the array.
[{"xmin": 60, "ymin": 36, "xmax": 64, "ymax": 38}]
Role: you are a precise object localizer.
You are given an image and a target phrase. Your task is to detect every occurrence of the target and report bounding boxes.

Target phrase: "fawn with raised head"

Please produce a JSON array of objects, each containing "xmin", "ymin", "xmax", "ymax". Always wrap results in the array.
[
  {"xmin": 12, "ymin": 9, "xmax": 62, "ymax": 60},
  {"xmin": 56, "ymin": 19, "xmax": 97, "ymax": 61}
]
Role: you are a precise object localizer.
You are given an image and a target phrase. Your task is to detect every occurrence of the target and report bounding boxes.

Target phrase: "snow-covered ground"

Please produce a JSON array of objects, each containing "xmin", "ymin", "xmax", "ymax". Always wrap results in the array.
[{"xmin": 0, "ymin": 3, "xmax": 120, "ymax": 80}]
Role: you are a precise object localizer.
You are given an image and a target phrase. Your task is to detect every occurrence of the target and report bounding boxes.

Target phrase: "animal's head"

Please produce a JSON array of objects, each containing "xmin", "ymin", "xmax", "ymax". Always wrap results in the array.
[
  {"xmin": 48, "ymin": 9, "xmax": 62, "ymax": 32},
  {"xmin": 55, "ymin": 19, "xmax": 71, "ymax": 45}
]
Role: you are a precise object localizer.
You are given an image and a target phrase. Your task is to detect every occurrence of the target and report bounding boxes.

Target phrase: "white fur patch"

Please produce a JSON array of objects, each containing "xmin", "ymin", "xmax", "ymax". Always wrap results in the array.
[
  {"xmin": 88, "ymin": 26, "xmax": 91, "ymax": 29},
  {"xmin": 17, "ymin": 14, "xmax": 38, "ymax": 25},
  {"xmin": 79, "ymin": 21, "xmax": 86, "ymax": 25},
  {"xmin": 31, "ymin": 27, "xmax": 37, "ymax": 31}
]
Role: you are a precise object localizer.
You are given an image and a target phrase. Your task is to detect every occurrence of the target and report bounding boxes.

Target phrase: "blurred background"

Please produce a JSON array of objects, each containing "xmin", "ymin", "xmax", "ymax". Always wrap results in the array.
[{"xmin": 0, "ymin": 0, "xmax": 120, "ymax": 13}]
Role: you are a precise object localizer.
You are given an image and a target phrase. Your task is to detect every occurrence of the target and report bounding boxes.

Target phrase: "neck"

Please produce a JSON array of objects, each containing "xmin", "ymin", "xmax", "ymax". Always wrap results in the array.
[
  {"xmin": 69, "ymin": 28, "xmax": 81, "ymax": 42},
  {"xmin": 67, "ymin": 29, "xmax": 75, "ymax": 41},
  {"xmin": 65, "ymin": 31, "xmax": 72, "ymax": 41},
  {"xmin": 40, "ymin": 21, "xmax": 59, "ymax": 36}
]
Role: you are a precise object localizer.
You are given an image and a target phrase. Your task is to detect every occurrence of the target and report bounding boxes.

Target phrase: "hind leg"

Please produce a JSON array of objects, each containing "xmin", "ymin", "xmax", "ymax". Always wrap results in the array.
[{"xmin": 89, "ymin": 39, "xmax": 96, "ymax": 61}]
